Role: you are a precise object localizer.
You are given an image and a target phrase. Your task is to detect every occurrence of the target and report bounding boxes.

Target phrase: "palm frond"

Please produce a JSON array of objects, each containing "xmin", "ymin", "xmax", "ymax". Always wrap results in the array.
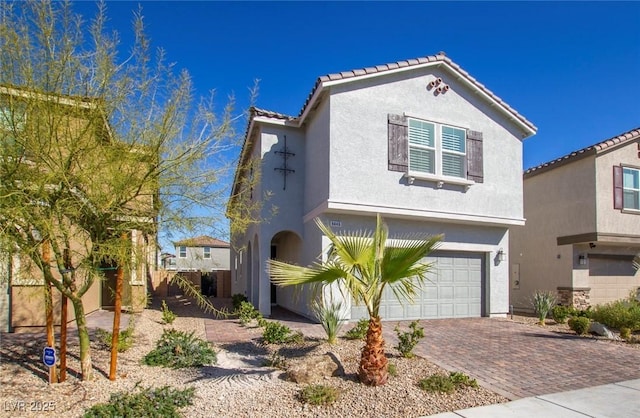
[
  {"xmin": 268, "ymin": 258, "xmax": 346, "ymax": 286},
  {"xmin": 169, "ymin": 274, "xmax": 229, "ymax": 318}
]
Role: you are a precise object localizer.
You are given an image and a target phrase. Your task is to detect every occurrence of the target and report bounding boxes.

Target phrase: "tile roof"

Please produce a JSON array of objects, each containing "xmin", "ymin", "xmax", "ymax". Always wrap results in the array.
[
  {"xmin": 174, "ymin": 236, "xmax": 230, "ymax": 248},
  {"xmin": 524, "ymin": 127, "xmax": 640, "ymax": 178}
]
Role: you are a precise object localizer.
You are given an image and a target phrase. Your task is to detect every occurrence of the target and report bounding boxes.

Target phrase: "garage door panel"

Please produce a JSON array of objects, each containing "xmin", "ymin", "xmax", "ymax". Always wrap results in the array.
[{"xmin": 351, "ymin": 252, "xmax": 484, "ymax": 320}]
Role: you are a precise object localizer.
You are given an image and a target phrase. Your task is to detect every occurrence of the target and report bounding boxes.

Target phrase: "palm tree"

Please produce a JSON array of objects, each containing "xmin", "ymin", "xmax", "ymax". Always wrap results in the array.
[{"xmin": 268, "ymin": 214, "xmax": 441, "ymax": 386}]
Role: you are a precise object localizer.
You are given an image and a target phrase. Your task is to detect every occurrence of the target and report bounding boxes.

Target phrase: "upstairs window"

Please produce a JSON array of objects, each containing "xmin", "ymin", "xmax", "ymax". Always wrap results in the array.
[
  {"xmin": 408, "ymin": 118, "xmax": 466, "ymax": 179},
  {"xmin": 623, "ymin": 167, "xmax": 639, "ymax": 210},
  {"xmin": 178, "ymin": 246, "xmax": 187, "ymax": 258},
  {"xmin": 203, "ymin": 246, "xmax": 211, "ymax": 259}
]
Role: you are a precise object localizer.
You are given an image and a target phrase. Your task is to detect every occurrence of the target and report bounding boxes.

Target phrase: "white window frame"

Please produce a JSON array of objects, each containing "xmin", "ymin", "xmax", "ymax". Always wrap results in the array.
[
  {"xmin": 203, "ymin": 246, "xmax": 211, "ymax": 259},
  {"xmin": 178, "ymin": 246, "xmax": 187, "ymax": 258},
  {"xmin": 406, "ymin": 116, "xmax": 473, "ymax": 187},
  {"xmin": 623, "ymin": 167, "xmax": 640, "ymax": 210}
]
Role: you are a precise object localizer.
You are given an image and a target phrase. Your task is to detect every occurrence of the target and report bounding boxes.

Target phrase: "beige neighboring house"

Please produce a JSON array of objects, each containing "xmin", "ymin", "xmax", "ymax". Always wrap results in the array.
[
  {"xmin": 510, "ymin": 127, "xmax": 640, "ymax": 311},
  {"xmin": 166, "ymin": 236, "xmax": 231, "ymax": 297}
]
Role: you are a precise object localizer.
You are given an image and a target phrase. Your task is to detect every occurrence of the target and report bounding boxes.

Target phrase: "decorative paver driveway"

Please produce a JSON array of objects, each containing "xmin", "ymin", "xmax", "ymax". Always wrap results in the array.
[{"xmin": 395, "ymin": 318, "xmax": 640, "ymax": 400}]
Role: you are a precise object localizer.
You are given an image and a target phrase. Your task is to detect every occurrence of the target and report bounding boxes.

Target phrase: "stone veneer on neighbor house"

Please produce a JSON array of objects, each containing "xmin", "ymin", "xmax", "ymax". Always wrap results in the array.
[{"xmin": 557, "ymin": 287, "xmax": 591, "ymax": 310}]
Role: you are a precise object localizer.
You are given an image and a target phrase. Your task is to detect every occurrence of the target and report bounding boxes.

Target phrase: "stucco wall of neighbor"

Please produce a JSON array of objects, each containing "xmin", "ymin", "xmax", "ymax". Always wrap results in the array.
[
  {"xmin": 175, "ymin": 246, "xmax": 230, "ymax": 272},
  {"xmin": 510, "ymin": 156, "xmax": 597, "ymax": 310},
  {"xmin": 327, "ymin": 67, "xmax": 526, "ymax": 224},
  {"xmin": 303, "ymin": 97, "xmax": 331, "ymax": 214},
  {"xmin": 595, "ymin": 142, "xmax": 640, "ymax": 234}
]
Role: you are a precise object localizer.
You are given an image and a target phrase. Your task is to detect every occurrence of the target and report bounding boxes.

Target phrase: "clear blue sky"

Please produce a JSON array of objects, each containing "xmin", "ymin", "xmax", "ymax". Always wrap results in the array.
[{"xmin": 78, "ymin": 1, "xmax": 639, "ymax": 170}]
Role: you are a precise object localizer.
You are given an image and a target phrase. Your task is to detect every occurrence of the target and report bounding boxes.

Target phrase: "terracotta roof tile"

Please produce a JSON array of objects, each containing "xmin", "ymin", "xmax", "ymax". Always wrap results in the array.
[
  {"xmin": 174, "ymin": 236, "xmax": 230, "ymax": 248},
  {"xmin": 525, "ymin": 127, "xmax": 640, "ymax": 177}
]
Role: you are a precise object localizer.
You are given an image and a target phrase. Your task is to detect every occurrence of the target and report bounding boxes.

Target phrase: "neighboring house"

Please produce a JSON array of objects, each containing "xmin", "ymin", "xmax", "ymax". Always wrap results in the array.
[
  {"xmin": 0, "ymin": 86, "xmax": 157, "ymax": 332},
  {"xmin": 510, "ymin": 128, "xmax": 640, "ymax": 311},
  {"xmin": 227, "ymin": 52, "xmax": 537, "ymax": 321},
  {"xmin": 169, "ymin": 236, "xmax": 231, "ymax": 297},
  {"xmin": 160, "ymin": 252, "xmax": 177, "ymax": 270}
]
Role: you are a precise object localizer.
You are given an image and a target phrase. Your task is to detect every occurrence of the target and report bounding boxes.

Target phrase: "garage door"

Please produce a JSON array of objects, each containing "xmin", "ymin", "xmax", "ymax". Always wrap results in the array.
[
  {"xmin": 351, "ymin": 252, "xmax": 484, "ymax": 320},
  {"xmin": 588, "ymin": 255, "xmax": 638, "ymax": 307}
]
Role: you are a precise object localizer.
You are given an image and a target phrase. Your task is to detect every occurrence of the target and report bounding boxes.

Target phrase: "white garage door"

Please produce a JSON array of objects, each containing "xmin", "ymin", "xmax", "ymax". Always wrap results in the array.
[{"xmin": 351, "ymin": 252, "xmax": 484, "ymax": 320}]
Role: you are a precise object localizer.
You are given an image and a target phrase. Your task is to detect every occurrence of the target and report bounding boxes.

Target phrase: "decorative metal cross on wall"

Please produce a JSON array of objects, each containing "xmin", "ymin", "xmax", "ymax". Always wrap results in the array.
[{"xmin": 274, "ymin": 135, "xmax": 295, "ymax": 190}]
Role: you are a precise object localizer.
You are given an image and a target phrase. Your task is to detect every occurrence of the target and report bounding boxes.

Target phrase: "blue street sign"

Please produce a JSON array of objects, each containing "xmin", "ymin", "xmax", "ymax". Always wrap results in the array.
[{"xmin": 43, "ymin": 347, "xmax": 56, "ymax": 367}]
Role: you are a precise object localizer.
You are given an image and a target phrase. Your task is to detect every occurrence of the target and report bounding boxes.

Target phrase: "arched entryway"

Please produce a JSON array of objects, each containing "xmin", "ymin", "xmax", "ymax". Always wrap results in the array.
[{"xmin": 270, "ymin": 231, "xmax": 302, "ymax": 310}]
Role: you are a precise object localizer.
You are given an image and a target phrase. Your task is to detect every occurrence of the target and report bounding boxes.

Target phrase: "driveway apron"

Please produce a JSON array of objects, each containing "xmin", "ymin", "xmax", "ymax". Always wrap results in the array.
[{"xmin": 392, "ymin": 318, "xmax": 640, "ymax": 400}]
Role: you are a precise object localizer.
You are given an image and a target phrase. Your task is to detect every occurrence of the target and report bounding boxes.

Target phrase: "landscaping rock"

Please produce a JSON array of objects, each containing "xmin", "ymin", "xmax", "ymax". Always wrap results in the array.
[
  {"xmin": 590, "ymin": 321, "xmax": 616, "ymax": 339},
  {"xmin": 286, "ymin": 352, "xmax": 344, "ymax": 384}
]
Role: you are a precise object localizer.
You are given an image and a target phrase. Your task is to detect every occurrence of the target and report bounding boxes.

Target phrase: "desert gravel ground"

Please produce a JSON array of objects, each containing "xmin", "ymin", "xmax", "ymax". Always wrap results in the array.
[{"xmin": 1, "ymin": 302, "xmax": 635, "ymax": 418}]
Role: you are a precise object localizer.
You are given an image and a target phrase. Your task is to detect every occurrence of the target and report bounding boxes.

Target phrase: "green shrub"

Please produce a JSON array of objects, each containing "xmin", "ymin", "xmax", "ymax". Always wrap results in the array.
[
  {"xmin": 161, "ymin": 300, "xmax": 177, "ymax": 324},
  {"xmin": 264, "ymin": 351, "xmax": 287, "ymax": 369},
  {"xmin": 312, "ymin": 299, "xmax": 345, "ymax": 345},
  {"xmin": 143, "ymin": 329, "xmax": 216, "ymax": 368},
  {"xmin": 257, "ymin": 317, "xmax": 268, "ymax": 328},
  {"xmin": 95, "ymin": 320, "xmax": 135, "ymax": 352},
  {"xmin": 344, "ymin": 319, "xmax": 369, "ymax": 340},
  {"xmin": 236, "ymin": 301, "xmax": 262, "ymax": 326},
  {"xmin": 449, "ymin": 371, "xmax": 478, "ymax": 388},
  {"xmin": 620, "ymin": 327, "xmax": 631, "ymax": 340},
  {"xmin": 84, "ymin": 384, "xmax": 194, "ymax": 418},
  {"xmin": 418, "ymin": 374, "xmax": 455, "ymax": 393},
  {"xmin": 591, "ymin": 299, "xmax": 640, "ymax": 331},
  {"xmin": 551, "ymin": 305, "xmax": 572, "ymax": 324},
  {"xmin": 418, "ymin": 372, "xmax": 478, "ymax": 393},
  {"xmin": 388, "ymin": 363, "xmax": 398, "ymax": 377},
  {"xmin": 394, "ymin": 321, "xmax": 425, "ymax": 358},
  {"xmin": 298, "ymin": 384, "xmax": 338, "ymax": 406},
  {"xmin": 568, "ymin": 316, "xmax": 591, "ymax": 335},
  {"xmin": 262, "ymin": 321, "xmax": 296, "ymax": 344},
  {"xmin": 531, "ymin": 290, "xmax": 557, "ymax": 325},
  {"xmin": 231, "ymin": 293, "xmax": 248, "ymax": 310}
]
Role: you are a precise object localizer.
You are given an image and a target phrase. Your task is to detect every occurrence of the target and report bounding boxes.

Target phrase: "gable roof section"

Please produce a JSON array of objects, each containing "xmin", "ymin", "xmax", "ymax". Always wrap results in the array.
[
  {"xmin": 174, "ymin": 236, "xmax": 230, "ymax": 248},
  {"xmin": 524, "ymin": 127, "xmax": 640, "ymax": 179}
]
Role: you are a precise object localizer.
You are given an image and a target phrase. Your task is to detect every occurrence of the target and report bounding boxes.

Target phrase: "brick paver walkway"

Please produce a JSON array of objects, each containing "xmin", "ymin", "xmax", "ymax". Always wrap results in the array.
[{"xmin": 400, "ymin": 318, "xmax": 640, "ymax": 400}]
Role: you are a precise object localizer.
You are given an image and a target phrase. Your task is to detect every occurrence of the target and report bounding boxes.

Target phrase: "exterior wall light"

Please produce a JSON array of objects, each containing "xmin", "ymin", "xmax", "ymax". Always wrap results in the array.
[
  {"xmin": 578, "ymin": 254, "xmax": 588, "ymax": 265},
  {"xmin": 497, "ymin": 249, "xmax": 506, "ymax": 262}
]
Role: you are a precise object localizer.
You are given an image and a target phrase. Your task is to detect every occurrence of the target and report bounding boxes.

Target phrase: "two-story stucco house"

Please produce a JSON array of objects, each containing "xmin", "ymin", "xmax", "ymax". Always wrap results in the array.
[
  {"xmin": 228, "ymin": 53, "xmax": 537, "ymax": 321},
  {"xmin": 169, "ymin": 236, "xmax": 230, "ymax": 297},
  {"xmin": 510, "ymin": 128, "xmax": 640, "ymax": 311}
]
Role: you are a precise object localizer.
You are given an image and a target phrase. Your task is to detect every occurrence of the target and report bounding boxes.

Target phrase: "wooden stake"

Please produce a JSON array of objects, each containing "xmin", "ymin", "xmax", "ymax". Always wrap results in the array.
[
  {"xmin": 59, "ymin": 248, "xmax": 70, "ymax": 382},
  {"xmin": 43, "ymin": 240, "xmax": 58, "ymax": 384},
  {"xmin": 109, "ymin": 234, "xmax": 126, "ymax": 381}
]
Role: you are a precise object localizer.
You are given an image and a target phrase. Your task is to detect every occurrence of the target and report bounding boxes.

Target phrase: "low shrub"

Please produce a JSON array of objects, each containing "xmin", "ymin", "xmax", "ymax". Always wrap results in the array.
[
  {"xmin": 298, "ymin": 384, "xmax": 338, "ymax": 406},
  {"xmin": 143, "ymin": 329, "xmax": 216, "ymax": 368},
  {"xmin": 394, "ymin": 321, "xmax": 425, "ymax": 358},
  {"xmin": 311, "ymin": 299, "xmax": 345, "ymax": 345},
  {"xmin": 161, "ymin": 300, "xmax": 177, "ymax": 324},
  {"xmin": 231, "ymin": 293, "xmax": 248, "ymax": 310},
  {"xmin": 83, "ymin": 384, "xmax": 194, "ymax": 418},
  {"xmin": 95, "ymin": 319, "xmax": 135, "ymax": 352},
  {"xmin": 418, "ymin": 374, "xmax": 455, "ymax": 393},
  {"xmin": 236, "ymin": 301, "xmax": 262, "ymax": 326},
  {"xmin": 262, "ymin": 321, "xmax": 300, "ymax": 344},
  {"xmin": 344, "ymin": 319, "xmax": 369, "ymax": 340},
  {"xmin": 531, "ymin": 290, "xmax": 557, "ymax": 325},
  {"xmin": 568, "ymin": 316, "xmax": 591, "ymax": 335},
  {"xmin": 590, "ymin": 299, "xmax": 640, "ymax": 331},
  {"xmin": 449, "ymin": 371, "xmax": 478, "ymax": 388},
  {"xmin": 620, "ymin": 327, "xmax": 631, "ymax": 340},
  {"xmin": 418, "ymin": 371, "xmax": 478, "ymax": 393},
  {"xmin": 264, "ymin": 351, "xmax": 287, "ymax": 369},
  {"xmin": 551, "ymin": 305, "xmax": 572, "ymax": 324},
  {"xmin": 388, "ymin": 363, "xmax": 398, "ymax": 377}
]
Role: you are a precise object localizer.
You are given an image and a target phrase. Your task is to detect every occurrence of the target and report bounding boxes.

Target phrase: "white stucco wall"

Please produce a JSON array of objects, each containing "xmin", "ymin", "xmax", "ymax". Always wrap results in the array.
[{"xmin": 326, "ymin": 67, "xmax": 526, "ymax": 224}]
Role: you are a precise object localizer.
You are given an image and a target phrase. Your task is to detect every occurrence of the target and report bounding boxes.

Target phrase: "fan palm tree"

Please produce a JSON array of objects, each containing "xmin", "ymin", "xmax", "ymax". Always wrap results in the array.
[{"xmin": 268, "ymin": 214, "xmax": 441, "ymax": 386}]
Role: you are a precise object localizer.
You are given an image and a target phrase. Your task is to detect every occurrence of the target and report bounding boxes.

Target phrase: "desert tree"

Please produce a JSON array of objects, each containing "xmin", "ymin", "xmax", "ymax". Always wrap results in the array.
[{"xmin": 0, "ymin": 1, "xmax": 253, "ymax": 380}]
